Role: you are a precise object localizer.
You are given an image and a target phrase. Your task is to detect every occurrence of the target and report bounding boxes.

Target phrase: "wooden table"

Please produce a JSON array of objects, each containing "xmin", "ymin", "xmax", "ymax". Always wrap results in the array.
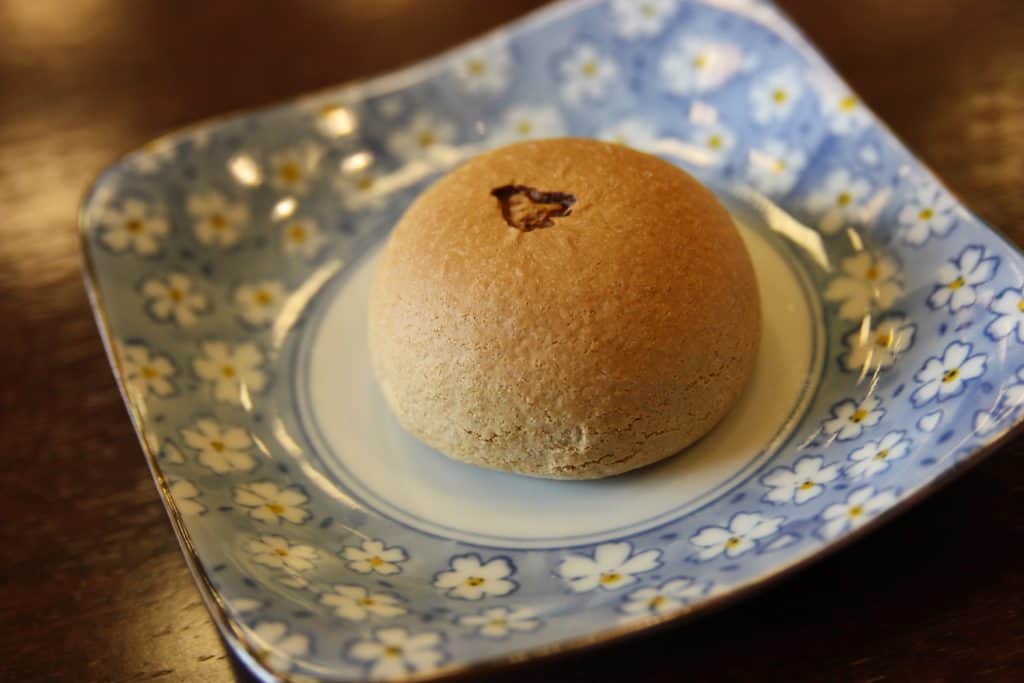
[{"xmin": 2, "ymin": 1, "xmax": 1022, "ymax": 680}]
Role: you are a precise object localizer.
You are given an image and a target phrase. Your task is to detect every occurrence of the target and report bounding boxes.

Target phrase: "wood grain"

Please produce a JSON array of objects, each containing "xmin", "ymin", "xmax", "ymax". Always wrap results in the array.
[{"xmin": 1, "ymin": 1, "xmax": 1022, "ymax": 681}]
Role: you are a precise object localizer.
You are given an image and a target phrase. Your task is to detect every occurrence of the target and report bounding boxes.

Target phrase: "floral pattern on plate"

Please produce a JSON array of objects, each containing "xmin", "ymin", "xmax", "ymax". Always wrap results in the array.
[{"xmin": 81, "ymin": 0, "xmax": 1024, "ymax": 680}]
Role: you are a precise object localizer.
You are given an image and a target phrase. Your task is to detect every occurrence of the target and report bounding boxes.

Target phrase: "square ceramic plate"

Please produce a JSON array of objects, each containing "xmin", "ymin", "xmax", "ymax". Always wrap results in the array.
[{"xmin": 81, "ymin": 0, "xmax": 1024, "ymax": 680}]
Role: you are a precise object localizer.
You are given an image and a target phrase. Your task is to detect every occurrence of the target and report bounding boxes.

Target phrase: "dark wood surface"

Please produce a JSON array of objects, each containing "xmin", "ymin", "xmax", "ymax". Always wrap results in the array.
[{"xmin": 2, "ymin": 1, "xmax": 1022, "ymax": 681}]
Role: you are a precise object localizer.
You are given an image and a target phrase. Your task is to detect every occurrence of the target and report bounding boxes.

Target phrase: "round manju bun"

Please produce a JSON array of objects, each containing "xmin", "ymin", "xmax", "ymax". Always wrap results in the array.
[{"xmin": 368, "ymin": 138, "xmax": 761, "ymax": 479}]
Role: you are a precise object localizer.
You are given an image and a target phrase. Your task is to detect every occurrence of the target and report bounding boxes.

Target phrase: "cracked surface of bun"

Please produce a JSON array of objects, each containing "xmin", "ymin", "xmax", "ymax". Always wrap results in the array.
[{"xmin": 368, "ymin": 138, "xmax": 761, "ymax": 479}]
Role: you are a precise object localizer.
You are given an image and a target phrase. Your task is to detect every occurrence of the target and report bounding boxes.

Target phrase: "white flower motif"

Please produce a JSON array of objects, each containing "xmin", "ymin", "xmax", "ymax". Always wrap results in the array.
[
  {"xmin": 246, "ymin": 534, "xmax": 319, "ymax": 572},
  {"xmin": 433, "ymin": 554, "xmax": 516, "ymax": 600},
  {"xmin": 824, "ymin": 251, "xmax": 902, "ymax": 320},
  {"xmin": 819, "ymin": 486, "xmax": 897, "ymax": 539},
  {"xmin": 846, "ymin": 430, "xmax": 911, "ymax": 478},
  {"xmin": 620, "ymin": 577, "xmax": 707, "ymax": 617},
  {"xmin": 559, "ymin": 44, "xmax": 618, "ymax": 105},
  {"xmin": 927, "ymin": 245, "xmax": 998, "ymax": 313},
  {"xmin": 750, "ymin": 68, "xmax": 804, "ymax": 124},
  {"xmin": 346, "ymin": 628, "xmax": 447, "ymax": 680},
  {"xmin": 181, "ymin": 418, "xmax": 254, "ymax": 473},
  {"xmin": 120, "ymin": 343, "xmax": 176, "ymax": 397},
  {"xmin": 269, "ymin": 145, "xmax": 322, "ymax": 195},
  {"xmin": 387, "ymin": 112, "xmax": 457, "ymax": 162},
  {"xmin": 660, "ymin": 37, "xmax": 742, "ymax": 95},
  {"xmin": 911, "ymin": 341, "xmax": 987, "ymax": 407},
  {"xmin": 805, "ymin": 169, "xmax": 872, "ymax": 235},
  {"xmin": 234, "ymin": 280, "xmax": 287, "ymax": 327},
  {"xmin": 759, "ymin": 455, "xmax": 839, "ymax": 505},
  {"xmin": 129, "ymin": 139, "xmax": 177, "ymax": 174},
  {"xmin": 335, "ymin": 169, "xmax": 384, "ymax": 211},
  {"xmin": 320, "ymin": 584, "xmax": 406, "ymax": 621},
  {"xmin": 818, "ymin": 85, "xmax": 870, "ymax": 135},
  {"xmin": 490, "ymin": 106, "xmax": 566, "ymax": 145},
  {"xmin": 686, "ymin": 122, "xmax": 736, "ymax": 167},
  {"xmin": 898, "ymin": 182, "xmax": 957, "ymax": 246},
  {"xmin": 281, "ymin": 217, "xmax": 327, "ymax": 259},
  {"xmin": 821, "ymin": 394, "xmax": 885, "ymax": 441},
  {"xmin": 746, "ymin": 140, "xmax": 806, "ymax": 195},
  {"xmin": 917, "ymin": 410, "xmax": 942, "ymax": 433},
  {"xmin": 141, "ymin": 273, "xmax": 208, "ymax": 327},
  {"xmin": 610, "ymin": 0, "xmax": 678, "ymax": 38},
  {"xmin": 986, "ymin": 286, "xmax": 1024, "ymax": 344},
  {"xmin": 453, "ymin": 41, "xmax": 511, "ymax": 94},
  {"xmin": 690, "ymin": 512, "xmax": 783, "ymax": 561},
  {"xmin": 99, "ymin": 199, "xmax": 169, "ymax": 255},
  {"xmin": 168, "ymin": 478, "xmax": 205, "ymax": 516},
  {"xmin": 841, "ymin": 315, "xmax": 916, "ymax": 372},
  {"xmin": 160, "ymin": 439, "xmax": 185, "ymax": 464},
  {"xmin": 457, "ymin": 607, "xmax": 541, "ymax": 639},
  {"xmin": 972, "ymin": 370, "xmax": 1024, "ymax": 437},
  {"xmin": 556, "ymin": 542, "xmax": 661, "ymax": 592},
  {"xmin": 187, "ymin": 191, "xmax": 248, "ymax": 247},
  {"xmin": 598, "ymin": 119, "xmax": 659, "ymax": 151},
  {"xmin": 342, "ymin": 539, "xmax": 408, "ymax": 575},
  {"xmin": 234, "ymin": 482, "xmax": 311, "ymax": 525},
  {"xmin": 249, "ymin": 621, "xmax": 309, "ymax": 671},
  {"xmin": 193, "ymin": 341, "xmax": 267, "ymax": 405}
]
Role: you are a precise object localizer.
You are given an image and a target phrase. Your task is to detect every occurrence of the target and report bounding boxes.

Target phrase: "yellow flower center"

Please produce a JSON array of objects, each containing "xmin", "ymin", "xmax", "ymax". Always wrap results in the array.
[
  {"xmin": 864, "ymin": 265, "xmax": 879, "ymax": 280},
  {"xmin": 918, "ymin": 208, "xmax": 934, "ymax": 221},
  {"xmin": 581, "ymin": 59, "xmax": 599, "ymax": 77},
  {"xmin": 692, "ymin": 54, "xmax": 708, "ymax": 69},
  {"xmin": 416, "ymin": 130, "xmax": 436, "ymax": 148},
  {"xmin": 515, "ymin": 120, "xmax": 533, "ymax": 136},
  {"xmin": 383, "ymin": 646, "xmax": 402, "ymax": 658},
  {"xmin": 707, "ymin": 134, "xmax": 723, "ymax": 150},
  {"xmin": 724, "ymin": 537, "xmax": 741, "ymax": 549},
  {"xmin": 278, "ymin": 162, "xmax": 302, "ymax": 184},
  {"xmin": 466, "ymin": 59, "xmax": 486, "ymax": 76},
  {"xmin": 273, "ymin": 547, "xmax": 288, "ymax": 557},
  {"xmin": 772, "ymin": 89, "xmax": 788, "ymax": 104},
  {"xmin": 836, "ymin": 191, "xmax": 852, "ymax": 207},
  {"xmin": 641, "ymin": 3, "xmax": 655, "ymax": 17},
  {"xmin": 648, "ymin": 596, "xmax": 666, "ymax": 608},
  {"xmin": 600, "ymin": 572, "xmax": 622, "ymax": 585},
  {"xmin": 140, "ymin": 365, "xmax": 159, "ymax": 379},
  {"xmin": 168, "ymin": 287, "xmax": 184, "ymax": 302},
  {"xmin": 942, "ymin": 368, "xmax": 960, "ymax": 383},
  {"xmin": 266, "ymin": 503, "xmax": 285, "ymax": 515},
  {"xmin": 210, "ymin": 213, "xmax": 227, "ymax": 230},
  {"xmin": 210, "ymin": 440, "xmax": 225, "ymax": 452},
  {"xmin": 1018, "ymin": 298, "xmax": 1024, "ymax": 312},
  {"xmin": 368, "ymin": 556, "xmax": 384, "ymax": 567},
  {"xmin": 850, "ymin": 408, "xmax": 868, "ymax": 423},
  {"xmin": 490, "ymin": 618, "xmax": 507, "ymax": 627},
  {"xmin": 287, "ymin": 224, "xmax": 306, "ymax": 242},
  {"xmin": 947, "ymin": 277, "xmax": 965, "ymax": 290},
  {"xmin": 875, "ymin": 331, "xmax": 894, "ymax": 348},
  {"xmin": 357, "ymin": 597, "xmax": 376, "ymax": 606},
  {"xmin": 465, "ymin": 576, "xmax": 485, "ymax": 587},
  {"xmin": 873, "ymin": 448, "xmax": 890, "ymax": 461},
  {"xmin": 848, "ymin": 504, "xmax": 864, "ymax": 517},
  {"xmin": 798, "ymin": 480, "xmax": 815, "ymax": 491},
  {"xmin": 254, "ymin": 289, "xmax": 273, "ymax": 306},
  {"xmin": 126, "ymin": 219, "xmax": 144, "ymax": 234},
  {"xmin": 221, "ymin": 364, "xmax": 236, "ymax": 378},
  {"xmin": 356, "ymin": 175, "xmax": 375, "ymax": 191},
  {"xmin": 839, "ymin": 95, "xmax": 858, "ymax": 112},
  {"xmin": 773, "ymin": 159, "xmax": 787, "ymax": 173}
]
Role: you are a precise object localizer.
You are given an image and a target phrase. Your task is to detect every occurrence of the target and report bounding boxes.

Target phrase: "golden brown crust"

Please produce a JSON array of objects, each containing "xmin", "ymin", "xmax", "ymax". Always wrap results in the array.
[{"xmin": 368, "ymin": 138, "xmax": 761, "ymax": 479}]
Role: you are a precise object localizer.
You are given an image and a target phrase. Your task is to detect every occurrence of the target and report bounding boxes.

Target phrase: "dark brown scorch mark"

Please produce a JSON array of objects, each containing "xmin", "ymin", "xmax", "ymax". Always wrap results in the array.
[{"xmin": 491, "ymin": 184, "xmax": 576, "ymax": 231}]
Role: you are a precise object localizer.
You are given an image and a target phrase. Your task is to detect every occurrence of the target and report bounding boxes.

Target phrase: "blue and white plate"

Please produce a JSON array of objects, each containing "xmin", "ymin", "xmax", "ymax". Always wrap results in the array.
[{"xmin": 81, "ymin": 0, "xmax": 1024, "ymax": 680}]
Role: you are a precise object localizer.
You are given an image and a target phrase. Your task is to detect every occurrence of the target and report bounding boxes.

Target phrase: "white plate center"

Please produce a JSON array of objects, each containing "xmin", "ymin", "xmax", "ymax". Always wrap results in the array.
[{"xmin": 298, "ymin": 216, "xmax": 822, "ymax": 549}]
